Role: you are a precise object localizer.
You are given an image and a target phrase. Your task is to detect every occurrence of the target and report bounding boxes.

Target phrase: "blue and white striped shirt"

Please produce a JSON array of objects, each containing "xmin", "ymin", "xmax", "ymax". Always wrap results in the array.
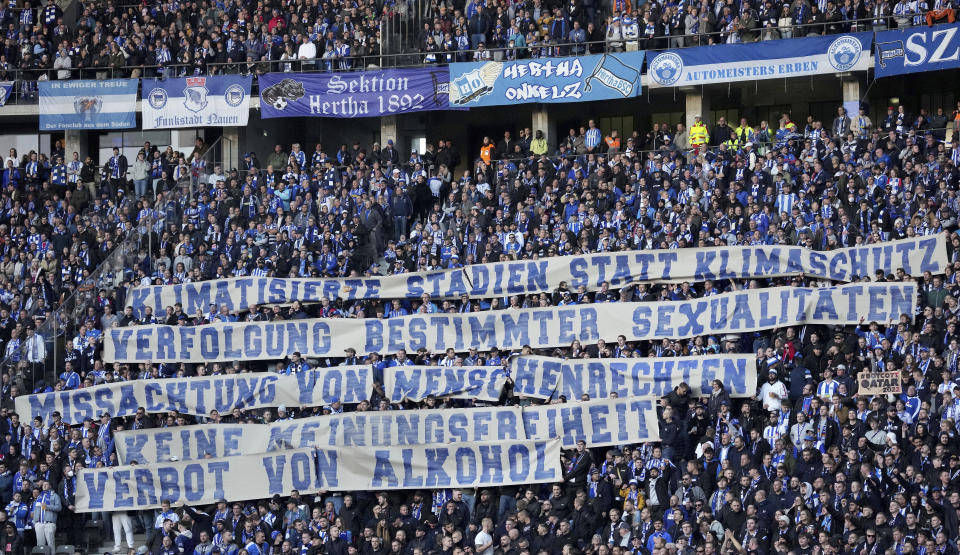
[{"xmin": 585, "ymin": 127, "xmax": 602, "ymax": 149}]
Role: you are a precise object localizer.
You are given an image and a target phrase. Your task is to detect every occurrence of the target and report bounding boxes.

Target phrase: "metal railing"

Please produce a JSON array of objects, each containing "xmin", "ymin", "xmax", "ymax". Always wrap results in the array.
[{"xmin": 0, "ymin": 13, "xmax": 951, "ymax": 106}]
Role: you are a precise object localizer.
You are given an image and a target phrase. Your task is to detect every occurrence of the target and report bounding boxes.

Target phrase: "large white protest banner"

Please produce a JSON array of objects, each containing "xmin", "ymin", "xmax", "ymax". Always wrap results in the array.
[
  {"xmin": 314, "ymin": 439, "xmax": 561, "ymax": 491},
  {"xmin": 509, "ymin": 354, "xmax": 757, "ymax": 400},
  {"xmin": 127, "ymin": 234, "xmax": 947, "ymax": 314},
  {"xmin": 106, "ymin": 283, "xmax": 916, "ymax": 363},
  {"xmin": 81, "ymin": 440, "xmax": 562, "ymax": 510},
  {"xmin": 77, "ymin": 448, "xmax": 318, "ymax": 512},
  {"xmin": 268, "ymin": 406, "xmax": 530, "ymax": 449},
  {"xmin": 116, "ymin": 406, "xmax": 527, "ymax": 464},
  {"xmin": 115, "ymin": 398, "xmax": 660, "ymax": 463},
  {"xmin": 18, "ymin": 367, "xmax": 373, "ymax": 425},
  {"xmin": 383, "ymin": 366, "xmax": 507, "ymax": 402},
  {"xmin": 115, "ymin": 423, "xmax": 271, "ymax": 464}
]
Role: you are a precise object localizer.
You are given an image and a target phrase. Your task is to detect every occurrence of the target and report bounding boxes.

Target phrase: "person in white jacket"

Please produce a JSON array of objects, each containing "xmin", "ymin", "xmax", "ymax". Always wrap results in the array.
[
  {"xmin": 53, "ymin": 48, "xmax": 71, "ymax": 80},
  {"xmin": 758, "ymin": 369, "xmax": 788, "ymax": 412},
  {"xmin": 606, "ymin": 17, "xmax": 625, "ymax": 51},
  {"xmin": 297, "ymin": 35, "xmax": 317, "ymax": 70},
  {"xmin": 131, "ymin": 152, "xmax": 151, "ymax": 198}
]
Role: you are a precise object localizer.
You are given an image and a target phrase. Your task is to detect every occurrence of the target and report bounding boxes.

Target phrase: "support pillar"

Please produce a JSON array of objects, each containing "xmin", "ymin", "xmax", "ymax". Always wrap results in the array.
[
  {"xmin": 380, "ymin": 115, "xmax": 399, "ymax": 152},
  {"xmin": 841, "ymin": 76, "xmax": 863, "ymax": 121},
  {"xmin": 222, "ymin": 127, "xmax": 240, "ymax": 171},
  {"xmin": 63, "ymin": 129, "xmax": 89, "ymax": 160},
  {"xmin": 684, "ymin": 89, "xmax": 711, "ymax": 131},
  {"xmin": 532, "ymin": 106, "xmax": 556, "ymax": 153}
]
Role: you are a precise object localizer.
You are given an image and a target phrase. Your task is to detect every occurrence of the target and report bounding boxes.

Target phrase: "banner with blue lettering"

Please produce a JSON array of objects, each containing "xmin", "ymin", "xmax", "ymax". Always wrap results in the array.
[
  {"xmin": 0, "ymin": 82, "xmax": 13, "ymax": 107},
  {"xmin": 116, "ymin": 423, "xmax": 270, "ymax": 464},
  {"xmin": 142, "ymin": 75, "xmax": 252, "ymax": 129},
  {"xmin": 384, "ymin": 366, "xmax": 507, "ymax": 402},
  {"xmin": 77, "ymin": 448, "xmax": 318, "ymax": 511},
  {"xmin": 259, "ymin": 68, "xmax": 452, "ymax": 119},
  {"xmin": 522, "ymin": 397, "xmax": 659, "ymax": 447},
  {"xmin": 314, "ymin": 439, "xmax": 561, "ymax": 491},
  {"xmin": 509, "ymin": 354, "xmax": 757, "ymax": 400},
  {"xmin": 17, "ymin": 367, "xmax": 373, "ymax": 425},
  {"xmin": 116, "ymin": 406, "xmax": 526, "ymax": 464},
  {"xmin": 115, "ymin": 397, "xmax": 661, "ymax": 463},
  {"xmin": 79, "ymin": 439, "xmax": 561, "ymax": 510},
  {"xmin": 107, "ymin": 283, "xmax": 916, "ymax": 363},
  {"xmin": 127, "ymin": 234, "xmax": 946, "ymax": 316},
  {"xmin": 645, "ymin": 33, "xmax": 872, "ymax": 88},
  {"xmin": 38, "ymin": 79, "xmax": 138, "ymax": 130},
  {"xmin": 874, "ymin": 23, "xmax": 960, "ymax": 77},
  {"xmin": 449, "ymin": 52, "xmax": 644, "ymax": 107}
]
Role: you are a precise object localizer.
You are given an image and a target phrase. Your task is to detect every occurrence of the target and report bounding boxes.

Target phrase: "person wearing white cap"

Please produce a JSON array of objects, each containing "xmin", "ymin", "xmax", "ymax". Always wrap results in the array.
[{"xmin": 606, "ymin": 16, "xmax": 625, "ymax": 51}]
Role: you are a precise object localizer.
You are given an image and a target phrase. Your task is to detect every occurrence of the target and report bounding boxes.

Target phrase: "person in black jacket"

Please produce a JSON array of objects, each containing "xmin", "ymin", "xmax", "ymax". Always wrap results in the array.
[
  {"xmin": 469, "ymin": 491, "xmax": 497, "ymax": 528},
  {"xmin": 380, "ymin": 140, "xmax": 400, "ymax": 167},
  {"xmin": 325, "ymin": 527, "xmax": 348, "ymax": 555},
  {"xmin": 0, "ymin": 522, "xmax": 23, "ymax": 555},
  {"xmin": 106, "ymin": 147, "xmax": 128, "ymax": 198},
  {"xmin": 659, "ymin": 406, "xmax": 685, "ymax": 463},
  {"xmin": 183, "ymin": 504, "xmax": 214, "ymax": 544},
  {"xmin": 664, "ymin": 382, "xmax": 692, "ymax": 418},
  {"xmin": 562, "ymin": 440, "xmax": 591, "ymax": 490},
  {"xmin": 587, "ymin": 469, "xmax": 614, "ymax": 518}
]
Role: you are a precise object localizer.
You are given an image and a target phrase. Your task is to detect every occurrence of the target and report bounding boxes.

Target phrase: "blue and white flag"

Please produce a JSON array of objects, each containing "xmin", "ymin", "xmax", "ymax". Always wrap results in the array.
[
  {"xmin": 0, "ymin": 82, "xmax": 13, "ymax": 107},
  {"xmin": 39, "ymin": 79, "xmax": 138, "ymax": 130},
  {"xmin": 874, "ymin": 23, "xmax": 960, "ymax": 77},
  {"xmin": 449, "ymin": 52, "xmax": 644, "ymax": 107},
  {"xmin": 142, "ymin": 75, "xmax": 251, "ymax": 129},
  {"xmin": 645, "ymin": 33, "xmax": 872, "ymax": 88}
]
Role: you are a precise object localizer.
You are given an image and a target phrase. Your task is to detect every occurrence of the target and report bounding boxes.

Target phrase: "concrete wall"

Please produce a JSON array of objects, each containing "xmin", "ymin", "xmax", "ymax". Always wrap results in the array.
[{"xmin": 3, "ymin": 70, "xmax": 958, "ymax": 173}]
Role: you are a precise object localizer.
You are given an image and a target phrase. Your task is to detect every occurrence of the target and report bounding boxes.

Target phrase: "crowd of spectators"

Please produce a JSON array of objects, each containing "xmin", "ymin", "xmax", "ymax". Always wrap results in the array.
[
  {"xmin": 0, "ymin": 97, "xmax": 959, "ymax": 555},
  {"xmin": 0, "ymin": 0, "xmax": 956, "ymax": 89}
]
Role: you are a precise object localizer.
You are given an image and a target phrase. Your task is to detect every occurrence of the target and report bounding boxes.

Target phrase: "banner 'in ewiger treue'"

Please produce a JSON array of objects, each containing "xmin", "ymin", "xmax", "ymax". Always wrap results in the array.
[
  {"xmin": 127, "ymin": 234, "xmax": 946, "ymax": 315},
  {"xmin": 107, "ymin": 283, "xmax": 917, "ymax": 363}
]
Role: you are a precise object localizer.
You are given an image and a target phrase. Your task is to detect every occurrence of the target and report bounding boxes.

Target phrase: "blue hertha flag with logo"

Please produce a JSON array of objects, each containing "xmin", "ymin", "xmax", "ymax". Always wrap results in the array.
[{"xmin": 142, "ymin": 75, "xmax": 251, "ymax": 130}]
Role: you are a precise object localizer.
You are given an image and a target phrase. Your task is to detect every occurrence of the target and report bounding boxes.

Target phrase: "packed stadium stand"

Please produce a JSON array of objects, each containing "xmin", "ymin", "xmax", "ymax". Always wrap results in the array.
[{"xmin": 0, "ymin": 2, "xmax": 957, "ymax": 555}]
